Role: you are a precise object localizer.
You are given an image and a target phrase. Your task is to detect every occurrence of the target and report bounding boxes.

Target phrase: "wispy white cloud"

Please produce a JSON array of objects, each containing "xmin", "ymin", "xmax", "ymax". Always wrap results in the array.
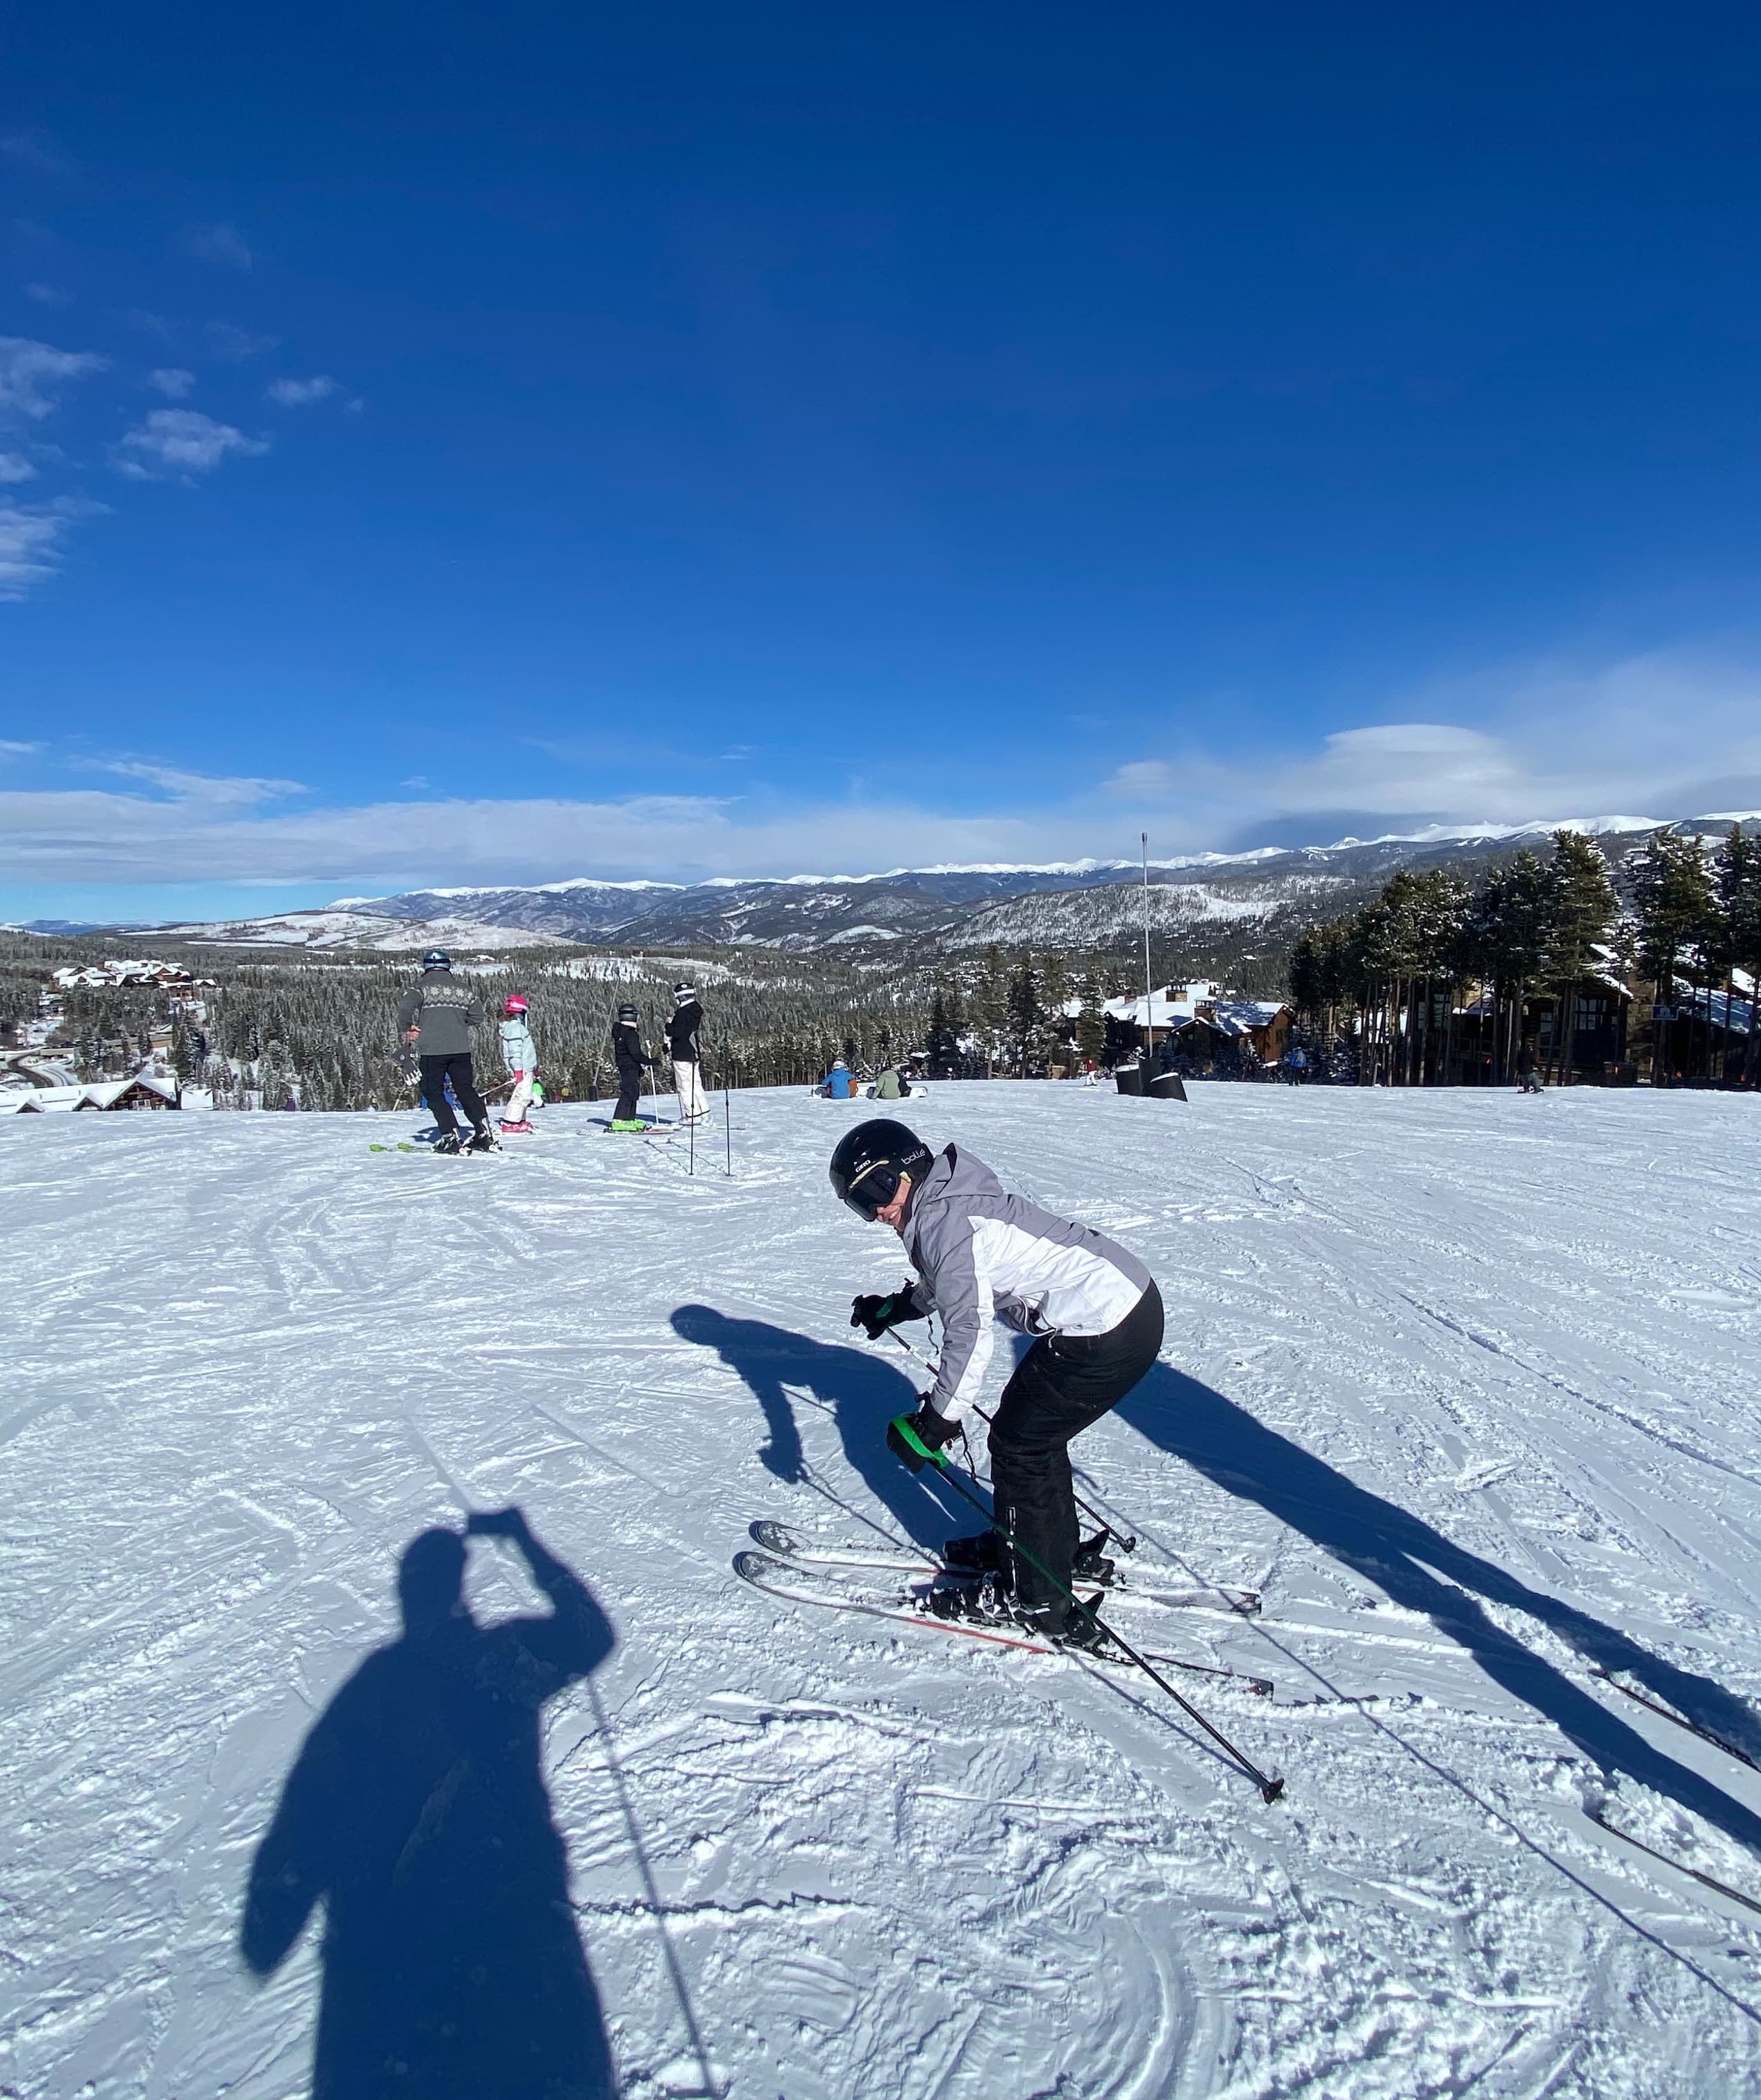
[
  {"xmin": 0, "ymin": 451, "xmax": 37, "ymax": 483},
  {"xmin": 205, "ymin": 321, "xmax": 278, "ymax": 362},
  {"xmin": 0, "ymin": 652, "xmax": 1755, "ymax": 884},
  {"xmin": 0, "ymin": 335, "xmax": 108, "ymax": 420},
  {"xmin": 265, "ymin": 374, "xmax": 338, "ymax": 406},
  {"xmin": 0, "ymin": 739, "xmax": 43, "ymax": 756},
  {"xmin": 0, "ymin": 128, "xmax": 71, "ymax": 176},
  {"xmin": 94, "ymin": 759, "xmax": 306, "ymax": 805},
  {"xmin": 1100, "ymin": 654, "xmax": 1761, "ymax": 846},
  {"xmin": 148, "ymin": 367, "xmax": 196, "ymax": 399},
  {"xmin": 183, "ymin": 221, "xmax": 253, "ymax": 269},
  {"xmin": 112, "ymin": 408, "xmax": 270, "ymax": 481},
  {"xmin": 0, "ymin": 497, "xmax": 106, "ymax": 601},
  {"xmin": 23, "ymin": 282, "xmax": 72, "ymax": 307}
]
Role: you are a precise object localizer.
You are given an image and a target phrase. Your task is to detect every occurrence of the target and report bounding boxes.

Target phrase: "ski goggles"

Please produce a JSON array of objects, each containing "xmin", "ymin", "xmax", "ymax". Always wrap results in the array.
[{"xmin": 831, "ymin": 1159, "xmax": 903, "ymax": 1222}]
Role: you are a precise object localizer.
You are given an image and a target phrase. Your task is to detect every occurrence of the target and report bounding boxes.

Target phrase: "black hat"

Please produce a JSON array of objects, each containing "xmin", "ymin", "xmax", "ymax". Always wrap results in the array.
[{"xmin": 616, "ymin": 1002, "xmax": 637, "ymax": 1022}]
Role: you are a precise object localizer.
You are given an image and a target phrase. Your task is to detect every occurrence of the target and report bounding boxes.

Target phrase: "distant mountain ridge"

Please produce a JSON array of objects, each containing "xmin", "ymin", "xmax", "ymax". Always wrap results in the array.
[{"xmin": 113, "ymin": 810, "xmax": 1761, "ymax": 971}]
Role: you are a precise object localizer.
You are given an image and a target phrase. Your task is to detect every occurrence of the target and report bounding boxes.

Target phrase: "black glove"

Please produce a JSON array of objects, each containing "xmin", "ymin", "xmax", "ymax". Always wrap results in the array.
[
  {"xmin": 851, "ymin": 1288, "xmax": 922, "ymax": 1342},
  {"xmin": 887, "ymin": 1403, "xmax": 958, "ymax": 1472}
]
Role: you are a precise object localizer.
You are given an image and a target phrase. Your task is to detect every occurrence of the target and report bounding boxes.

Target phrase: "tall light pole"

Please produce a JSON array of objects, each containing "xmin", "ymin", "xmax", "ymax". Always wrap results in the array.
[{"xmin": 1141, "ymin": 831, "xmax": 1153, "ymax": 1057}]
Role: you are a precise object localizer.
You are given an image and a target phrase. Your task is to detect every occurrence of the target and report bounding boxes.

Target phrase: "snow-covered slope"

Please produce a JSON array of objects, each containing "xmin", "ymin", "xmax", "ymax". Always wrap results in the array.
[
  {"xmin": 3, "ymin": 1086, "xmax": 1760, "ymax": 2097},
  {"xmin": 151, "ymin": 908, "xmax": 575, "ymax": 952}
]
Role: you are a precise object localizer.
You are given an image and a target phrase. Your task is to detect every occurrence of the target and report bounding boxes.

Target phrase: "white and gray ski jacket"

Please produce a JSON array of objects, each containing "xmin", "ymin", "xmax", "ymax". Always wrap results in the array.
[
  {"xmin": 499, "ymin": 1015, "xmax": 537, "ymax": 1074},
  {"xmin": 901, "ymin": 1145, "xmax": 1153, "ymax": 1423}
]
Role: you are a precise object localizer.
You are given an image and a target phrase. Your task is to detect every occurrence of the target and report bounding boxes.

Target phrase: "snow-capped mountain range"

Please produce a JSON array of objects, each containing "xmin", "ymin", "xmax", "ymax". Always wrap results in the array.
[{"xmin": 40, "ymin": 812, "xmax": 1760, "ymax": 959}]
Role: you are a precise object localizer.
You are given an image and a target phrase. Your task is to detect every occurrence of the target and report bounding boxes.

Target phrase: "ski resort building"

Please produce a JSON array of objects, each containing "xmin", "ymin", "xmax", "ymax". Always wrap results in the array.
[{"xmin": 0, "ymin": 1072, "xmax": 181, "ymax": 1113}]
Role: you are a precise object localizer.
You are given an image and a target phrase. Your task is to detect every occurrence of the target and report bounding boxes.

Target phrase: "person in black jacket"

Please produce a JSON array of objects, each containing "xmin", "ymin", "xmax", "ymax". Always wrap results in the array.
[
  {"xmin": 667, "ymin": 982, "xmax": 707, "ymax": 1124},
  {"xmin": 609, "ymin": 1003, "xmax": 654, "ymax": 1131}
]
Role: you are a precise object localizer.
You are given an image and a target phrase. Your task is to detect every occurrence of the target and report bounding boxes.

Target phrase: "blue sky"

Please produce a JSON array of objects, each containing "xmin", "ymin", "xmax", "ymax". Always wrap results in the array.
[{"xmin": 4, "ymin": 4, "xmax": 1761, "ymax": 922}]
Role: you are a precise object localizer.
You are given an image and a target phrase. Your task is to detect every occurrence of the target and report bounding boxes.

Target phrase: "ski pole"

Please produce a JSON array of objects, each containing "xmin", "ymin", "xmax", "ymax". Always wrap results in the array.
[
  {"xmin": 889, "ymin": 1415, "xmax": 1284, "ymax": 1803},
  {"xmin": 721, "ymin": 1036, "xmax": 733, "ymax": 1178},
  {"xmin": 880, "ymin": 1329, "xmax": 1136, "ymax": 1553}
]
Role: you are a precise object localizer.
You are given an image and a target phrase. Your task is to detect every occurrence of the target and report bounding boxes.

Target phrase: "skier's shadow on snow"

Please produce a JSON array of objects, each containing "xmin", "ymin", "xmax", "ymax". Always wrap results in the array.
[
  {"xmin": 670, "ymin": 1303, "xmax": 949, "ymax": 1549},
  {"xmin": 1121, "ymin": 1365, "xmax": 1761, "ymax": 1854},
  {"xmin": 240, "ymin": 1516, "xmax": 619, "ymax": 2099}
]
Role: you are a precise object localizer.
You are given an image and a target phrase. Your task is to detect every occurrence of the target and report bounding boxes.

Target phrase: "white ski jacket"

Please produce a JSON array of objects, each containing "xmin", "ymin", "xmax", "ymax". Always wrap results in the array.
[
  {"xmin": 499, "ymin": 1016, "xmax": 537, "ymax": 1074},
  {"xmin": 900, "ymin": 1145, "xmax": 1153, "ymax": 1423}
]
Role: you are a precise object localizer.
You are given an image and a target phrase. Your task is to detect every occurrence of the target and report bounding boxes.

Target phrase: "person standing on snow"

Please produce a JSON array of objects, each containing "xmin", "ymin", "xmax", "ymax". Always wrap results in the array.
[
  {"xmin": 497, "ymin": 995, "xmax": 539, "ymax": 1135},
  {"xmin": 609, "ymin": 1002, "xmax": 655, "ymax": 1131},
  {"xmin": 667, "ymin": 982, "xmax": 707, "ymax": 1124},
  {"xmin": 396, "ymin": 950, "xmax": 496, "ymax": 1153},
  {"xmin": 830, "ymin": 1119, "xmax": 1163, "ymax": 1649}
]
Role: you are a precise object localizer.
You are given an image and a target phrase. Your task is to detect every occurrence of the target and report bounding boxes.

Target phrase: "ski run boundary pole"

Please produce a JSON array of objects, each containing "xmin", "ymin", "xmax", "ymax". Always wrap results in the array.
[{"xmin": 890, "ymin": 1413, "xmax": 1284, "ymax": 1803}]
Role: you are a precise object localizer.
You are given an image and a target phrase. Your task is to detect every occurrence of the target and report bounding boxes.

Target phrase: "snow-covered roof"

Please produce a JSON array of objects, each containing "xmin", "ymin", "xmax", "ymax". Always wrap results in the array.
[{"xmin": 1101, "ymin": 983, "xmax": 1228, "ymax": 1029}]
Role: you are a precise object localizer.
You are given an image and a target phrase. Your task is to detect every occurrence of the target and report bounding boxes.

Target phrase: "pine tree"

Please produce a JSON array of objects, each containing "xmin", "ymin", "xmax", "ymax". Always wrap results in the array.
[
  {"xmin": 1006, "ymin": 960, "xmax": 1044, "ymax": 1075},
  {"xmin": 1632, "ymin": 828, "xmax": 1716, "ymax": 1084},
  {"xmin": 1712, "ymin": 825, "xmax": 1761, "ymax": 1085},
  {"xmin": 1074, "ymin": 972, "xmax": 1106, "ymax": 1068},
  {"xmin": 924, "ymin": 991, "xmax": 959, "ymax": 1078},
  {"xmin": 1542, "ymin": 830, "xmax": 1617, "ymax": 1084}
]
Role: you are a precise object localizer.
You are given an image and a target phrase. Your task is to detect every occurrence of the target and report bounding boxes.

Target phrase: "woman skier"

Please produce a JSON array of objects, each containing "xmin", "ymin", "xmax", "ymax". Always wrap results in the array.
[
  {"xmin": 830, "ymin": 1117, "xmax": 1164, "ymax": 1649},
  {"xmin": 667, "ymin": 983, "xmax": 707, "ymax": 1124}
]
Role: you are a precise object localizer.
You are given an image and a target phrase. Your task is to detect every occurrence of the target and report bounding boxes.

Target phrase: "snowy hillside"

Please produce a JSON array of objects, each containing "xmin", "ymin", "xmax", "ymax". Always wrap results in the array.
[
  {"xmin": 118, "ymin": 816, "xmax": 1761, "ymax": 958},
  {"xmin": 4, "ymin": 1085, "xmax": 1761, "ymax": 2097},
  {"xmin": 152, "ymin": 908, "xmax": 576, "ymax": 952},
  {"xmin": 937, "ymin": 874, "xmax": 1353, "ymax": 951}
]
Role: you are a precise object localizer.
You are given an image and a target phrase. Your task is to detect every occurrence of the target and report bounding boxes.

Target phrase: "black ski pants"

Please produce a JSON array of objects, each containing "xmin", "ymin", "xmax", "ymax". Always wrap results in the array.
[
  {"xmin": 988, "ymin": 1282, "xmax": 1165, "ymax": 1615},
  {"xmin": 613, "ymin": 1061, "xmax": 643, "ymax": 1122},
  {"xmin": 419, "ymin": 1052, "xmax": 487, "ymax": 1135}
]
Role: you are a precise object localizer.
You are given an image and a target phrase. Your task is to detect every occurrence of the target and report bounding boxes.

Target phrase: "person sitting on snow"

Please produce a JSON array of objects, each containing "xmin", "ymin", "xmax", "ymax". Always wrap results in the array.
[{"xmin": 820, "ymin": 1058, "xmax": 856, "ymax": 1101}]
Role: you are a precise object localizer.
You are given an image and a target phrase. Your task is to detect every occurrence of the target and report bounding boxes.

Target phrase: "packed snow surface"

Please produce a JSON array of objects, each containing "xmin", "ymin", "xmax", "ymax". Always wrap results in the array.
[{"xmin": 3, "ymin": 1084, "xmax": 1761, "ymax": 2099}]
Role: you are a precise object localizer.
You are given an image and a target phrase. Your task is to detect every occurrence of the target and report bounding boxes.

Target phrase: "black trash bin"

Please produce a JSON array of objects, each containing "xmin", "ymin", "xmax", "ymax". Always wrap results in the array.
[
  {"xmin": 1148, "ymin": 1071, "xmax": 1188, "ymax": 1102},
  {"xmin": 1115, "ymin": 1065, "xmax": 1144, "ymax": 1096}
]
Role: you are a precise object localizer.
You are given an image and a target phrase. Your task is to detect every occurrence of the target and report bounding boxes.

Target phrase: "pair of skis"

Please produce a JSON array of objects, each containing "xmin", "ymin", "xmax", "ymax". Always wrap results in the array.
[{"xmin": 735, "ymin": 1522, "xmax": 1275, "ymax": 1698}]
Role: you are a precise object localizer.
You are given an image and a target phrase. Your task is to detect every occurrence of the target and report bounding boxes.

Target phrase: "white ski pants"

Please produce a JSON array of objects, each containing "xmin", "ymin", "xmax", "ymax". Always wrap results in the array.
[
  {"xmin": 503, "ymin": 1070, "xmax": 535, "ymax": 1124},
  {"xmin": 673, "ymin": 1057, "xmax": 708, "ymax": 1121}
]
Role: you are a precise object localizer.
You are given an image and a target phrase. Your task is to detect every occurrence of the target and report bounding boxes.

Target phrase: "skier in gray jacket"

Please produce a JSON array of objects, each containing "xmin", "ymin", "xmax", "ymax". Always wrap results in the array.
[
  {"xmin": 395, "ymin": 950, "xmax": 494, "ymax": 1152},
  {"xmin": 831, "ymin": 1119, "xmax": 1164, "ymax": 1646}
]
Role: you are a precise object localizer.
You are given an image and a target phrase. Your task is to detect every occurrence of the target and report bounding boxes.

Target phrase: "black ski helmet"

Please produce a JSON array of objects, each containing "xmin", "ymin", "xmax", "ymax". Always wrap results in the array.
[
  {"xmin": 422, "ymin": 948, "xmax": 452, "ymax": 969},
  {"xmin": 828, "ymin": 1118, "xmax": 935, "ymax": 1222},
  {"xmin": 616, "ymin": 1002, "xmax": 637, "ymax": 1023},
  {"xmin": 674, "ymin": 981, "xmax": 696, "ymax": 1002}
]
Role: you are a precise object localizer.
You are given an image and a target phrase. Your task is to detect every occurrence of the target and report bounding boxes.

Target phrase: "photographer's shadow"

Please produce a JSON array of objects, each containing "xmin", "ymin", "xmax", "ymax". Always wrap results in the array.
[
  {"xmin": 670, "ymin": 1303, "xmax": 943, "ymax": 1549},
  {"xmin": 241, "ymin": 1512, "xmax": 618, "ymax": 2099}
]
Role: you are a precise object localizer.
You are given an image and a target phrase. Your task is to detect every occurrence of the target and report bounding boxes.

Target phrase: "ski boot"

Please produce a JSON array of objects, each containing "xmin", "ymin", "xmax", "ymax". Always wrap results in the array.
[
  {"xmin": 942, "ymin": 1531, "xmax": 1002, "ymax": 1576},
  {"xmin": 1071, "ymin": 1531, "xmax": 1117, "ymax": 1586},
  {"xmin": 609, "ymin": 1118, "xmax": 646, "ymax": 1133},
  {"xmin": 433, "ymin": 1131, "xmax": 462, "ymax": 1156},
  {"xmin": 468, "ymin": 1122, "xmax": 499, "ymax": 1153},
  {"xmin": 499, "ymin": 1119, "xmax": 534, "ymax": 1135}
]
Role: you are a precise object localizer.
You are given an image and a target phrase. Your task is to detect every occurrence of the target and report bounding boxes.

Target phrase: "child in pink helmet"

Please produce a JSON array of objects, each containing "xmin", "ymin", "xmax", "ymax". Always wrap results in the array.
[{"xmin": 499, "ymin": 995, "xmax": 539, "ymax": 1133}]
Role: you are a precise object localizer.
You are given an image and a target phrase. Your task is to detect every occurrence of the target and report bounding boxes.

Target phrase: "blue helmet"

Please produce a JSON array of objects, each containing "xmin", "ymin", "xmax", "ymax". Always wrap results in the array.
[{"xmin": 422, "ymin": 948, "xmax": 452, "ymax": 969}]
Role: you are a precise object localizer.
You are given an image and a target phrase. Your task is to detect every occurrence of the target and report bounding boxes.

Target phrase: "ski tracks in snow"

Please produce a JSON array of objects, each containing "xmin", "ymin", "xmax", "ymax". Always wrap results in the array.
[{"xmin": 2, "ymin": 1088, "xmax": 1761, "ymax": 2096}]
